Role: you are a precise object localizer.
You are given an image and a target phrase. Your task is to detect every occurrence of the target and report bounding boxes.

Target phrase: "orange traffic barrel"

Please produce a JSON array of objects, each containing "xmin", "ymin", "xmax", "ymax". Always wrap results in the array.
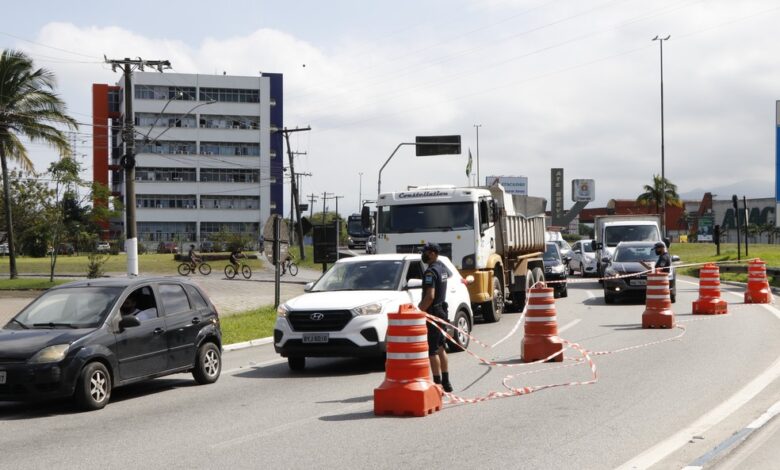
[
  {"xmin": 521, "ymin": 286, "xmax": 564, "ymax": 363},
  {"xmin": 692, "ymin": 263, "xmax": 728, "ymax": 315},
  {"xmin": 744, "ymin": 259, "xmax": 773, "ymax": 304},
  {"xmin": 642, "ymin": 270, "xmax": 675, "ymax": 328},
  {"xmin": 374, "ymin": 303, "xmax": 442, "ymax": 417}
]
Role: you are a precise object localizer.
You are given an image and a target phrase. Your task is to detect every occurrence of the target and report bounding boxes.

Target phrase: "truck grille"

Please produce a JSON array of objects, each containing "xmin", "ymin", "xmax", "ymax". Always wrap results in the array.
[
  {"xmin": 288, "ymin": 310, "xmax": 353, "ymax": 332},
  {"xmin": 396, "ymin": 243, "xmax": 452, "ymax": 259}
]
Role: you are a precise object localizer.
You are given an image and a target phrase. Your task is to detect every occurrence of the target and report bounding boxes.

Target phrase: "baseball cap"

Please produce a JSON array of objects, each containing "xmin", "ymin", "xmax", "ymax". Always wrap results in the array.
[
  {"xmin": 422, "ymin": 242, "xmax": 440, "ymax": 253},
  {"xmin": 654, "ymin": 241, "xmax": 666, "ymax": 249}
]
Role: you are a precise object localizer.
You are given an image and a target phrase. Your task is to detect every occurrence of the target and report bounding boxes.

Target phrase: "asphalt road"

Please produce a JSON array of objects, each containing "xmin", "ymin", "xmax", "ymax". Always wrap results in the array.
[{"xmin": 1, "ymin": 277, "xmax": 779, "ymax": 469}]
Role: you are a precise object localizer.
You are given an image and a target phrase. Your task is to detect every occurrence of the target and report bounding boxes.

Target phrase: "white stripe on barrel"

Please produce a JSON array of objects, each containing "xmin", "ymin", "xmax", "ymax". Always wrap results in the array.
[
  {"xmin": 386, "ymin": 335, "xmax": 427, "ymax": 343},
  {"xmin": 646, "ymin": 294, "xmax": 669, "ymax": 300},
  {"xmin": 388, "ymin": 318, "xmax": 426, "ymax": 326},
  {"xmin": 525, "ymin": 316, "xmax": 557, "ymax": 322},
  {"xmin": 386, "ymin": 351, "xmax": 429, "ymax": 360},
  {"xmin": 527, "ymin": 304, "xmax": 556, "ymax": 311},
  {"xmin": 528, "ymin": 292, "xmax": 552, "ymax": 298}
]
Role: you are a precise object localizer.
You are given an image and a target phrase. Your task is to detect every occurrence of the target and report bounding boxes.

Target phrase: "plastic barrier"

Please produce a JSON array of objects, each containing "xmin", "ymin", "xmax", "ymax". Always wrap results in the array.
[
  {"xmin": 522, "ymin": 286, "xmax": 564, "ymax": 363},
  {"xmin": 374, "ymin": 304, "xmax": 442, "ymax": 417},
  {"xmin": 745, "ymin": 259, "xmax": 773, "ymax": 304},
  {"xmin": 692, "ymin": 263, "xmax": 728, "ymax": 315},
  {"xmin": 642, "ymin": 270, "xmax": 675, "ymax": 329}
]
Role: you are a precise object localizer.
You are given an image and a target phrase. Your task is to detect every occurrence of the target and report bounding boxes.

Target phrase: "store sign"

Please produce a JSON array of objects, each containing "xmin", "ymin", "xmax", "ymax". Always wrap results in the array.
[{"xmin": 571, "ymin": 179, "xmax": 595, "ymax": 202}]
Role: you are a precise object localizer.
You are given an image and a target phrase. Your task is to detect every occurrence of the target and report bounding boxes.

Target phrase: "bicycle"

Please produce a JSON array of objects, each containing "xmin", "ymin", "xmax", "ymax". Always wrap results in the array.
[
  {"xmin": 178, "ymin": 260, "xmax": 212, "ymax": 276},
  {"xmin": 280, "ymin": 256, "xmax": 298, "ymax": 277},
  {"xmin": 225, "ymin": 262, "xmax": 252, "ymax": 279}
]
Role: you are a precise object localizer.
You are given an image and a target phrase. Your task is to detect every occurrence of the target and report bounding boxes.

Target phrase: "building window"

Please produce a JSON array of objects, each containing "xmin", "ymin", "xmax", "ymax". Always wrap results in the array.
[
  {"xmin": 136, "ymin": 194, "xmax": 197, "ymax": 209},
  {"xmin": 138, "ymin": 222, "xmax": 196, "ymax": 242},
  {"xmin": 199, "ymin": 168, "xmax": 259, "ymax": 183},
  {"xmin": 200, "ymin": 195, "xmax": 260, "ymax": 210},
  {"xmin": 200, "ymin": 222, "xmax": 260, "ymax": 239},
  {"xmin": 136, "ymin": 140, "xmax": 196, "ymax": 155},
  {"xmin": 135, "ymin": 167, "xmax": 196, "ymax": 182},
  {"xmin": 199, "ymin": 115, "xmax": 259, "ymax": 130},
  {"xmin": 135, "ymin": 113, "xmax": 197, "ymax": 128},
  {"xmin": 199, "ymin": 87, "xmax": 259, "ymax": 103},
  {"xmin": 134, "ymin": 85, "xmax": 195, "ymax": 101},
  {"xmin": 199, "ymin": 142, "xmax": 259, "ymax": 157}
]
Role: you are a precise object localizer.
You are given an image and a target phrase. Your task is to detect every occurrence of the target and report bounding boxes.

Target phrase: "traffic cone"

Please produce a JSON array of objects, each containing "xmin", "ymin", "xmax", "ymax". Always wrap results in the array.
[
  {"xmin": 642, "ymin": 270, "xmax": 675, "ymax": 328},
  {"xmin": 744, "ymin": 259, "xmax": 773, "ymax": 304},
  {"xmin": 374, "ymin": 304, "xmax": 442, "ymax": 417},
  {"xmin": 522, "ymin": 286, "xmax": 564, "ymax": 363},
  {"xmin": 692, "ymin": 263, "xmax": 728, "ymax": 315}
]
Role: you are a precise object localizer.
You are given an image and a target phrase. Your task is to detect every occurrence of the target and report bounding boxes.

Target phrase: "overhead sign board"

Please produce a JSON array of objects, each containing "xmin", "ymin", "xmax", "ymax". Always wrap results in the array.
[
  {"xmin": 415, "ymin": 135, "xmax": 461, "ymax": 156},
  {"xmin": 485, "ymin": 175, "xmax": 528, "ymax": 195},
  {"xmin": 571, "ymin": 179, "xmax": 595, "ymax": 202},
  {"xmin": 551, "ymin": 168, "xmax": 564, "ymax": 221}
]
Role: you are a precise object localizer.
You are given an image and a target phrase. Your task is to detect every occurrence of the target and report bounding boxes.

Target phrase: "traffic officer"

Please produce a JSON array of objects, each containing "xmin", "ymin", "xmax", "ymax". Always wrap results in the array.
[
  {"xmin": 654, "ymin": 241, "xmax": 672, "ymax": 273},
  {"xmin": 418, "ymin": 242, "xmax": 453, "ymax": 393}
]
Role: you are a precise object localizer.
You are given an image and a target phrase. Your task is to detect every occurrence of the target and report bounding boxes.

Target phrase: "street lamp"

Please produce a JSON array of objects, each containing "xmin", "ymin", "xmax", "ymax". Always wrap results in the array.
[
  {"xmin": 652, "ymin": 34, "xmax": 670, "ymax": 237},
  {"xmin": 474, "ymin": 124, "xmax": 482, "ymax": 186},
  {"xmin": 358, "ymin": 172, "xmax": 363, "ymax": 212}
]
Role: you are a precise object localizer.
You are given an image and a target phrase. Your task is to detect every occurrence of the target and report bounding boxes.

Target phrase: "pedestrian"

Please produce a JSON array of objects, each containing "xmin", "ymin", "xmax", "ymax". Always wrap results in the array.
[
  {"xmin": 418, "ymin": 242, "xmax": 453, "ymax": 393},
  {"xmin": 258, "ymin": 234, "xmax": 265, "ymax": 254},
  {"xmin": 654, "ymin": 241, "xmax": 671, "ymax": 273}
]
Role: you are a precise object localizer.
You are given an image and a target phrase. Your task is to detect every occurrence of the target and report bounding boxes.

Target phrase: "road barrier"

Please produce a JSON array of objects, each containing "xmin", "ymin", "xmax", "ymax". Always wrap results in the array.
[
  {"xmin": 374, "ymin": 304, "xmax": 442, "ymax": 417},
  {"xmin": 522, "ymin": 286, "xmax": 564, "ymax": 363},
  {"xmin": 642, "ymin": 270, "xmax": 675, "ymax": 329},
  {"xmin": 745, "ymin": 259, "xmax": 774, "ymax": 304},
  {"xmin": 692, "ymin": 264, "xmax": 728, "ymax": 315}
]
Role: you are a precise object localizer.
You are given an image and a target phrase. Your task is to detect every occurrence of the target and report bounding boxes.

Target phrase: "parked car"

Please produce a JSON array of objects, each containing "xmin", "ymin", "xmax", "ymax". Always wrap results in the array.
[
  {"xmin": 0, "ymin": 277, "xmax": 222, "ymax": 410},
  {"xmin": 602, "ymin": 241, "xmax": 679, "ymax": 304},
  {"xmin": 543, "ymin": 242, "xmax": 568, "ymax": 298},
  {"xmin": 57, "ymin": 243, "xmax": 76, "ymax": 256},
  {"xmin": 157, "ymin": 241, "xmax": 179, "ymax": 254},
  {"xmin": 96, "ymin": 242, "xmax": 111, "ymax": 253},
  {"xmin": 568, "ymin": 239, "xmax": 597, "ymax": 277},
  {"xmin": 274, "ymin": 254, "xmax": 474, "ymax": 371},
  {"xmin": 0, "ymin": 243, "xmax": 8, "ymax": 256},
  {"xmin": 200, "ymin": 240, "xmax": 216, "ymax": 253}
]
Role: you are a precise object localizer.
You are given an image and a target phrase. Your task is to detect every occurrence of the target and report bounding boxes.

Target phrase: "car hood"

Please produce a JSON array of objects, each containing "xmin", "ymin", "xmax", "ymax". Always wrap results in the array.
[
  {"xmin": 283, "ymin": 290, "xmax": 409, "ymax": 311},
  {"xmin": 0, "ymin": 328, "xmax": 92, "ymax": 361},
  {"xmin": 543, "ymin": 259, "xmax": 563, "ymax": 267},
  {"xmin": 609, "ymin": 261, "xmax": 674, "ymax": 276}
]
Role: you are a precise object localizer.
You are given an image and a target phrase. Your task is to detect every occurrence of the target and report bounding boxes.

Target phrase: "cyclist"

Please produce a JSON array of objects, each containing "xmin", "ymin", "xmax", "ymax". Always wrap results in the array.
[
  {"xmin": 188, "ymin": 244, "xmax": 201, "ymax": 268},
  {"xmin": 229, "ymin": 248, "xmax": 245, "ymax": 270},
  {"xmin": 280, "ymin": 252, "xmax": 294, "ymax": 275}
]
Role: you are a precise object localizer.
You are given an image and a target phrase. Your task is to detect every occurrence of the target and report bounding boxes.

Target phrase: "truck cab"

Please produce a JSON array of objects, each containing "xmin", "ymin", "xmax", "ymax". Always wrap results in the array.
[{"xmin": 592, "ymin": 216, "xmax": 664, "ymax": 279}]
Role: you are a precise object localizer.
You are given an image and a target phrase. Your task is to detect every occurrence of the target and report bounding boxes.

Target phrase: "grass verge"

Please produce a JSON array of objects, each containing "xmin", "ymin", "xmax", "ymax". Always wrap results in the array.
[
  {"xmin": 672, "ymin": 243, "xmax": 779, "ymax": 287},
  {"xmin": 0, "ymin": 278, "xmax": 69, "ymax": 290},
  {"xmin": 220, "ymin": 306, "xmax": 277, "ymax": 345}
]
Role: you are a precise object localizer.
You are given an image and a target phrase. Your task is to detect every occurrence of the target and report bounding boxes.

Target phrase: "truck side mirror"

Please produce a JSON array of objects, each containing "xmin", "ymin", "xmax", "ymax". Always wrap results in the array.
[
  {"xmin": 361, "ymin": 206, "xmax": 371, "ymax": 231},
  {"xmin": 593, "ymin": 241, "xmax": 603, "ymax": 250},
  {"xmin": 479, "ymin": 200, "xmax": 489, "ymax": 233},
  {"xmin": 601, "ymin": 256, "xmax": 611, "ymax": 264}
]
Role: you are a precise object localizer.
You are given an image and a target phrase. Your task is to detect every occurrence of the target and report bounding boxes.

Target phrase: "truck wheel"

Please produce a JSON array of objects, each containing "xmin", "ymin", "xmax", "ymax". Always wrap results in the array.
[
  {"xmin": 483, "ymin": 276, "xmax": 504, "ymax": 323},
  {"xmin": 447, "ymin": 310, "xmax": 471, "ymax": 352},
  {"xmin": 532, "ymin": 267, "xmax": 545, "ymax": 287}
]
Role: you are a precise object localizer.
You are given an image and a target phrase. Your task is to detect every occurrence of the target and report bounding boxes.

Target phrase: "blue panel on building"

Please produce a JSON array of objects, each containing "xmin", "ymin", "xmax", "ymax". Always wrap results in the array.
[{"xmin": 264, "ymin": 73, "xmax": 284, "ymax": 216}]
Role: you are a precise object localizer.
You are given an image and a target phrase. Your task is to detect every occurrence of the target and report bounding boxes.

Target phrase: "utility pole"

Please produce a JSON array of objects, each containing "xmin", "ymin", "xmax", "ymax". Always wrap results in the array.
[
  {"xmin": 106, "ymin": 56, "xmax": 171, "ymax": 277},
  {"xmin": 307, "ymin": 193, "xmax": 318, "ymax": 220},
  {"xmin": 278, "ymin": 127, "xmax": 311, "ymax": 260},
  {"xmin": 332, "ymin": 195, "xmax": 344, "ymax": 261},
  {"xmin": 474, "ymin": 124, "xmax": 482, "ymax": 185},
  {"xmin": 652, "ymin": 35, "xmax": 670, "ymax": 237},
  {"xmin": 358, "ymin": 172, "xmax": 363, "ymax": 212}
]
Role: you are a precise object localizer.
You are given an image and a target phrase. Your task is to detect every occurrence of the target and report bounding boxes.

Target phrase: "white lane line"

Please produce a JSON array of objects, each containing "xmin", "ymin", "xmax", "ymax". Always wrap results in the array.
[
  {"xmin": 586, "ymin": 291, "xmax": 596, "ymax": 299},
  {"xmin": 223, "ymin": 358, "xmax": 286, "ymax": 375},
  {"xmin": 617, "ymin": 305, "xmax": 780, "ymax": 470},
  {"xmin": 559, "ymin": 319, "xmax": 581, "ymax": 333}
]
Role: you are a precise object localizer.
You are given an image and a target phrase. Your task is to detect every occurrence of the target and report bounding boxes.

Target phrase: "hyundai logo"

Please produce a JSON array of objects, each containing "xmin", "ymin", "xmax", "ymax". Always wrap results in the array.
[{"xmin": 310, "ymin": 312, "xmax": 325, "ymax": 321}]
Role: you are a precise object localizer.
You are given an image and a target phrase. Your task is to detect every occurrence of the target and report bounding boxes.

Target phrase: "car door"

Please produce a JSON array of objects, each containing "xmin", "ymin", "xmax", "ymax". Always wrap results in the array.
[
  {"xmin": 113, "ymin": 286, "xmax": 168, "ymax": 381},
  {"xmin": 159, "ymin": 283, "xmax": 199, "ymax": 369}
]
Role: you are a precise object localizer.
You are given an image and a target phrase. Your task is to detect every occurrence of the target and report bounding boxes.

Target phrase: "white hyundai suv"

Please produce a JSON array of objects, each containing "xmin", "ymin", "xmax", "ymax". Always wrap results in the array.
[{"xmin": 274, "ymin": 254, "xmax": 474, "ymax": 371}]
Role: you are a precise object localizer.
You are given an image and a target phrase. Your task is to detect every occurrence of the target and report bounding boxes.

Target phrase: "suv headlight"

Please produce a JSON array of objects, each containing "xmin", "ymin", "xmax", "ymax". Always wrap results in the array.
[
  {"xmin": 28, "ymin": 344, "xmax": 70, "ymax": 364},
  {"xmin": 277, "ymin": 304, "xmax": 289, "ymax": 318},
  {"xmin": 354, "ymin": 302, "xmax": 384, "ymax": 316},
  {"xmin": 551, "ymin": 264, "xmax": 565, "ymax": 274}
]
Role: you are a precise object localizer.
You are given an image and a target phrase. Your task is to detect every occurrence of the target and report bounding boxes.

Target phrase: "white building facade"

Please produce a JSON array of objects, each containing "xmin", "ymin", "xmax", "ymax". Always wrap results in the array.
[{"xmin": 97, "ymin": 72, "xmax": 284, "ymax": 250}]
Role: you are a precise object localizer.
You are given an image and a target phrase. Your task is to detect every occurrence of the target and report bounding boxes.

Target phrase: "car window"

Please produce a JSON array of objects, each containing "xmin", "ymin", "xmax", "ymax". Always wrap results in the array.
[
  {"xmin": 159, "ymin": 284, "xmax": 191, "ymax": 315},
  {"xmin": 582, "ymin": 241, "xmax": 594, "ymax": 253},
  {"xmin": 406, "ymin": 261, "xmax": 424, "ymax": 281},
  {"xmin": 185, "ymin": 285, "xmax": 209, "ymax": 310},
  {"xmin": 119, "ymin": 286, "xmax": 159, "ymax": 321}
]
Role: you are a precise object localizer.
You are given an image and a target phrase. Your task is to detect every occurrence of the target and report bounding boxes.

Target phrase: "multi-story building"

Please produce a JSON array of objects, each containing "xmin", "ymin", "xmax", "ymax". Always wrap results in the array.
[{"xmin": 92, "ymin": 71, "xmax": 284, "ymax": 250}]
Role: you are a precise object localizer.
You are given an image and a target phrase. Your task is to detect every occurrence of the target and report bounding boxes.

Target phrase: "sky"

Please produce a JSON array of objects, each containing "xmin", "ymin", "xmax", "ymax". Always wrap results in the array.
[{"xmin": 2, "ymin": 0, "xmax": 780, "ymax": 215}]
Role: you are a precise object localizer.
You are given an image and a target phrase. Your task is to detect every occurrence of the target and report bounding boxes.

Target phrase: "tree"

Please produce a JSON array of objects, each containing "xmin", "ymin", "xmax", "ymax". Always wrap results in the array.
[
  {"xmin": 0, "ymin": 49, "xmax": 77, "ymax": 278},
  {"xmin": 636, "ymin": 174, "xmax": 683, "ymax": 214},
  {"xmin": 46, "ymin": 157, "xmax": 82, "ymax": 281}
]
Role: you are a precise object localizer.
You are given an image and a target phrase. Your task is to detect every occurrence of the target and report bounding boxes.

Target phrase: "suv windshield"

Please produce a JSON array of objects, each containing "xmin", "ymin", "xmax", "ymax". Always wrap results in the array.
[
  {"xmin": 613, "ymin": 245, "xmax": 656, "ymax": 262},
  {"xmin": 604, "ymin": 225, "xmax": 659, "ymax": 247},
  {"xmin": 11, "ymin": 286, "xmax": 123, "ymax": 329},
  {"xmin": 544, "ymin": 243, "xmax": 561, "ymax": 261},
  {"xmin": 313, "ymin": 260, "xmax": 404, "ymax": 291},
  {"xmin": 379, "ymin": 203, "xmax": 474, "ymax": 233}
]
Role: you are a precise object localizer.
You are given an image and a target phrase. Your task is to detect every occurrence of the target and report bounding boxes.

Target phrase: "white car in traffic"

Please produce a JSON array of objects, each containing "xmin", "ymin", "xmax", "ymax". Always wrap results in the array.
[
  {"xmin": 274, "ymin": 254, "xmax": 474, "ymax": 371},
  {"xmin": 568, "ymin": 239, "xmax": 597, "ymax": 277}
]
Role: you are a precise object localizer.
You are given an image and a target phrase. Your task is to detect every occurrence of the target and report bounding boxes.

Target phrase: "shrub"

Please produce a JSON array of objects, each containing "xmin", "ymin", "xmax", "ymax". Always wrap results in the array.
[{"xmin": 86, "ymin": 252, "xmax": 109, "ymax": 278}]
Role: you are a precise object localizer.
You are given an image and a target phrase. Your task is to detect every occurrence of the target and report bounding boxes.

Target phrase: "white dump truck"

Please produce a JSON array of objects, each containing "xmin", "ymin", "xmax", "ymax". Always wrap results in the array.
[
  {"xmin": 375, "ymin": 184, "xmax": 547, "ymax": 322},
  {"xmin": 592, "ymin": 215, "xmax": 664, "ymax": 279}
]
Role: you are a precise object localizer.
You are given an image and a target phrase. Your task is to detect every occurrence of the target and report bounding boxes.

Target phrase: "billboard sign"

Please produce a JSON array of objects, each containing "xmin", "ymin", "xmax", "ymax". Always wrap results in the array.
[
  {"xmin": 485, "ymin": 175, "xmax": 528, "ymax": 195},
  {"xmin": 551, "ymin": 168, "xmax": 564, "ymax": 221},
  {"xmin": 571, "ymin": 179, "xmax": 595, "ymax": 202},
  {"xmin": 697, "ymin": 215, "xmax": 714, "ymax": 242}
]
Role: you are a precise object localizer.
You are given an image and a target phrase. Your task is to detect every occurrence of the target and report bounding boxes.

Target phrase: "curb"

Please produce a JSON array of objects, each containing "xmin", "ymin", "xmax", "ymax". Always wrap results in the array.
[{"xmin": 223, "ymin": 336, "xmax": 273, "ymax": 351}]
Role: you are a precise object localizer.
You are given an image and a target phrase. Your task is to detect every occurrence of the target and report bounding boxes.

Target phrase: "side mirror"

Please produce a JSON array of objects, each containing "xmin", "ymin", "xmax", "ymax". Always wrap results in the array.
[
  {"xmin": 671, "ymin": 255, "xmax": 680, "ymax": 262},
  {"xmin": 304, "ymin": 282, "xmax": 314, "ymax": 292},
  {"xmin": 119, "ymin": 315, "xmax": 141, "ymax": 329},
  {"xmin": 601, "ymin": 257, "xmax": 611, "ymax": 264},
  {"xmin": 574, "ymin": 250, "xmax": 582, "ymax": 255},
  {"xmin": 361, "ymin": 206, "xmax": 371, "ymax": 232},
  {"xmin": 593, "ymin": 241, "xmax": 603, "ymax": 250},
  {"xmin": 406, "ymin": 279, "xmax": 423, "ymax": 289}
]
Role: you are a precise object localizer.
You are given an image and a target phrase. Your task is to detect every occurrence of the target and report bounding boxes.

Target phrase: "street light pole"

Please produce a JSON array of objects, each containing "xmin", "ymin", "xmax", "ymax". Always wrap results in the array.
[
  {"xmin": 652, "ymin": 35, "xmax": 670, "ymax": 237},
  {"xmin": 474, "ymin": 124, "xmax": 482, "ymax": 186},
  {"xmin": 358, "ymin": 172, "xmax": 363, "ymax": 212}
]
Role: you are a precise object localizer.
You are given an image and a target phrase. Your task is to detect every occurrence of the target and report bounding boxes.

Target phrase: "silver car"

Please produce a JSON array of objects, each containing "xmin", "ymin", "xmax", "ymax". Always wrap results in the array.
[{"xmin": 568, "ymin": 239, "xmax": 597, "ymax": 277}]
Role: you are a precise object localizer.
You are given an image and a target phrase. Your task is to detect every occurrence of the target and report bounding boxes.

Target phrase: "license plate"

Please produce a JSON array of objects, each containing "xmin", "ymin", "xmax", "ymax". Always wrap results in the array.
[
  {"xmin": 0, "ymin": 371, "xmax": 6, "ymax": 385},
  {"xmin": 302, "ymin": 333, "xmax": 329, "ymax": 344},
  {"xmin": 630, "ymin": 279, "xmax": 647, "ymax": 286}
]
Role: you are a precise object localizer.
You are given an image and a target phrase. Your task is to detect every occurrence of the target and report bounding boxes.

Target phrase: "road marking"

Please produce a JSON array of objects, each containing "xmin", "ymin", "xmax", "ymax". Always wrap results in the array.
[
  {"xmin": 223, "ymin": 358, "xmax": 286, "ymax": 375},
  {"xmin": 585, "ymin": 291, "xmax": 596, "ymax": 299},
  {"xmin": 617, "ymin": 304, "xmax": 780, "ymax": 470},
  {"xmin": 559, "ymin": 319, "xmax": 581, "ymax": 333}
]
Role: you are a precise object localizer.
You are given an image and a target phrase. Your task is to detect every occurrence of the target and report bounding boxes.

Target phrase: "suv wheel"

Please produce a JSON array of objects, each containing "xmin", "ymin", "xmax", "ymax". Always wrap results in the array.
[
  {"xmin": 447, "ymin": 310, "xmax": 471, "ymax": 352},
  {"xmin": 193, "ymin": 342, "xmax": 221, "ymax": 384},
  {"xmin": 75, "ymin": 362, "xmax": 112, "ymax": 411},
  {"xmin": 288, "ymin": 356, "xmax": 306, "ymax": 371}
]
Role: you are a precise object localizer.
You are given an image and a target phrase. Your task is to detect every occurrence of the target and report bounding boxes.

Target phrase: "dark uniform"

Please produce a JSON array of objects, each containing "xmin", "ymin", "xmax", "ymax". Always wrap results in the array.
[
  {"xmin": 654, "ymin": 242, "xmax": 671, "ymax": 273},
  {"xmin": 229, "ymin": 250, "xmax": 241, "ymax": 268},
  {"xmin": 423, "ymin": 260, "xmax": 450, "ymax": 356}
]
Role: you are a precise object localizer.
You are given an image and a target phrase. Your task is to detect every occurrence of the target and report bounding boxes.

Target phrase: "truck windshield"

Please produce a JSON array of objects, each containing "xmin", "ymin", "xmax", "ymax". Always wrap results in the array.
[
  {"xmin": 604, "ymin": 226, "xmax": 659, "ymax": 247},
  {"xmin": 378, "ymin": 203, "xmax": 474, "ymax": 233}
]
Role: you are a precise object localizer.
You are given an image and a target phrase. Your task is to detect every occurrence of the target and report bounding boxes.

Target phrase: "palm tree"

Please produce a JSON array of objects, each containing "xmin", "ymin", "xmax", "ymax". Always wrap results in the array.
[
  {"xmin": 0, "ymin": 50, "xmax": 77, "ymax": 278},
  {"xmin": 636, "ymin": 174, "xmax": 683, "ymax": 214}
]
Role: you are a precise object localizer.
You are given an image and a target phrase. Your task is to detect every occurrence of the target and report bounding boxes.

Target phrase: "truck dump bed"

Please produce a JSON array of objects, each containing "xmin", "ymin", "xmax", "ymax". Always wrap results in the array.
[{"xmin": 489, "ymin": 186, "xmax": 547, "ymax": 257}]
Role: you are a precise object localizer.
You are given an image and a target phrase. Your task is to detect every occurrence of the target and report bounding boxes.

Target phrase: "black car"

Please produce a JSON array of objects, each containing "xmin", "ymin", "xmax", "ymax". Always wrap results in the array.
[
  {"xmin": 602, "ymin": 241, "xmax": 679, "ymax": 304},
  {"xmin": 0, "ymin": 277, "xmax": 222, "ymax": 410},
  {"xmin": 543, "ymin": 242, "xmax": 569, "ymax": 298}
]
